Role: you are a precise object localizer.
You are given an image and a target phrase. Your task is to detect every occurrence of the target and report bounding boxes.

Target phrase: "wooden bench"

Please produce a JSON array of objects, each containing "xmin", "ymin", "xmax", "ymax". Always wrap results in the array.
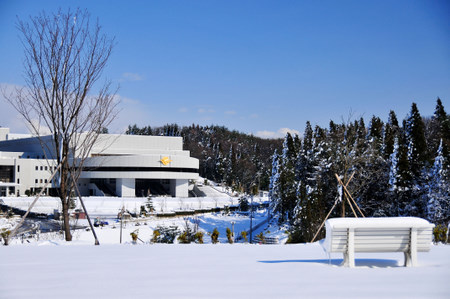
[{"xmin": 321, "ymin": 217, "xmax": 434, "ymax": 267}]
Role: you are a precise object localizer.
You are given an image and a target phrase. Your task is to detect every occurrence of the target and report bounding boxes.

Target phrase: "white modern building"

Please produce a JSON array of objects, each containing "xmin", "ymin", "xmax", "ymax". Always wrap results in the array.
[{"xmin": 0, "ymin": 128, "xmax": 199, "ymax": 198}]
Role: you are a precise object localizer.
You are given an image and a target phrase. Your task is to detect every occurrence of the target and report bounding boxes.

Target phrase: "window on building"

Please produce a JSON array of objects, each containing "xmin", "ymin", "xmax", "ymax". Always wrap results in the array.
[
  {"xmin": 35, "ymin": 179, "xmax": 38, "ymax": 184},
  {"xmin": 45, "ymin": 166, "xmax": 48, "ymax": 171},
  {"xmin": 40, "ymin": 166, "xmax": 43, "ymax": 171},
  {"xmin": 17, "ymin": 179, "xmax": 20, "ymax": 184},
  {"xmin": 17, "ymin": 165, "xmax": 20, "ymax": 172},
  {"xmin": 35, "ymin": 166, "xmax": 38, "ymax": 171},
  {"xmin": 40, "ymin": 179, "xmax": 43, "ymax": 183},
  {"xmin": 45, "ymin": 179, "xmax": 48, "ymax": 183}
]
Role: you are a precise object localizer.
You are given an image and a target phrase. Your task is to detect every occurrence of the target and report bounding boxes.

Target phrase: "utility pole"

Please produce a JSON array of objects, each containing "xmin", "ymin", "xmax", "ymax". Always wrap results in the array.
[{"xmin": 249, "ymin": 194, "xmax": 253, "ymax": 244}]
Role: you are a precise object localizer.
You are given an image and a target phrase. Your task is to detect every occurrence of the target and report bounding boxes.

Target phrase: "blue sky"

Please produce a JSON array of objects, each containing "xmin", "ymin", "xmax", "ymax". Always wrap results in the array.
[{"xmin": 0, "ymin": 0, "xmax": 449, "ymax": 137}]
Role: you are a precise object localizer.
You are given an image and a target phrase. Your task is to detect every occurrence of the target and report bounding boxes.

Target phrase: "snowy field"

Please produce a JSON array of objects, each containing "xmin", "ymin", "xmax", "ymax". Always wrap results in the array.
[
  {"xmin": 0, "ymin": 242, "xmax": 449, "ymax": 298},
  {"xmin": 1, "ymin": 194, "xmax": 449, "ymax": 298}
]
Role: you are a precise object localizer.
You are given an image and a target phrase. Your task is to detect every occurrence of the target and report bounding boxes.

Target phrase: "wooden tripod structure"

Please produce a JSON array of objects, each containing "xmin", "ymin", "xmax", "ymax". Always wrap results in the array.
[
  {"xmin": 310, "ymin": 172, "xmax": 365, "ymax": 243},
  {"xmin": 5, "ymin": 158, "xmax": 99, "ymax": 245}
]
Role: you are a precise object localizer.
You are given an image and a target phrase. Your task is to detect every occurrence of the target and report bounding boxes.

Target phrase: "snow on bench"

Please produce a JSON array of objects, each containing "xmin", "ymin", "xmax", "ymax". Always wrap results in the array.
[{"xmin": 321, "ymin": 217, "xmax": 435, "ymax": 267}]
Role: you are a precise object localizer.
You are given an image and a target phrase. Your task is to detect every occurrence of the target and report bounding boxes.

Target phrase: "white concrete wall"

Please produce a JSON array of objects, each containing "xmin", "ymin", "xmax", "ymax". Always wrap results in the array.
[
  {"xmin": 174, "ymin": 179, "xmax": 188, "ymax": 198},
  {"xmin": 116, "ymin": 178, "xmax": 135, "ymax": 197},
  {"xmin": 0, "ymin": 155, "xmax": 56, "ymax": 196}
]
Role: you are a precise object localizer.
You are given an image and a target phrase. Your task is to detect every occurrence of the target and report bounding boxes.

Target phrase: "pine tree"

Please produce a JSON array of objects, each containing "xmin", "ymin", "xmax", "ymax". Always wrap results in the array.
[
  {"xmin": 383, "ymin": 110, "xmax": 400, "ymax": 159},
  {"xmin": 405, "ymin": 103, "xmax": 429, "ymax": 178},
  {"xmin": 432, "ymin": 98, "xmax": 450, "ymax": 170},
  {"xmin": 427, "ymin": 140, "xmax": 450, "ymax": 224},
  {"xmin": 269, "ymin": 150, "xmax": 281, "ymax": 216},
  {"xmin": 388, "ymin": 138, "xmax": 400, "ymax": 191},
  {"xmin": 278, "ymin": 133, "xmax": 297, "ymax": 222}
]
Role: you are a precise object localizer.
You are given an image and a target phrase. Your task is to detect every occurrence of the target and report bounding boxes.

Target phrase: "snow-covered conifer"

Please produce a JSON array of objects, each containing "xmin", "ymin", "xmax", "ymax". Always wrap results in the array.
[{"xmin": 427, "ymin": 140, "xmax": 450, "ymax": 224}]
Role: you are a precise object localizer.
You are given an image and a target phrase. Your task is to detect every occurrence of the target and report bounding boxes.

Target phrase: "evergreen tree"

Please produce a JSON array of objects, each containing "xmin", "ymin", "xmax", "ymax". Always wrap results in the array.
[
  {"xmin": 405, "ymin": 103, "xmax": 429, "ymax": 178},
  {"xmin": 225, "ymin": 145, "xmax": 236, "ymax": 188},
  {"xmin": 432, "ymin": 98, "xmax": 450, "ymax": 170},
  {"xmin": 383, "ymin": 110, "xmax": 399, "ymax": 159},
  {"xmin": 269, "ymin": 150, "xmax": 281, "ymax": 215},
  {"xmin": 388, "ymin": 138, "xmax": 400, "ymax": 191},
  {"xmin": 427, "ymin": 140, "xmax": 450, "ymax": 224},
  {"xmin": 278, "ymin": 133, "xmax": 297, "ymax": 222}
]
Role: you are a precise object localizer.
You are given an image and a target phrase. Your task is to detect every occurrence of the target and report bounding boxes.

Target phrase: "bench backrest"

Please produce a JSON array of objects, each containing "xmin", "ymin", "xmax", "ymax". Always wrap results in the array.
[{"xmin": 322, "ymin": 217, "xmax": 434, "ymax": 253}]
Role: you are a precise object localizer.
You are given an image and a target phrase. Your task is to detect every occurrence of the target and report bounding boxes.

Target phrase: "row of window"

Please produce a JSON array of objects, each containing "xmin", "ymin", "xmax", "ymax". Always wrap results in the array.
[
  {"xmin": 16, "ymin": 178, "xmax": 52, "ymax": 185},
  {"xmin": 16, "ymin": 165, "xmax": 57, "ymax": 172},
  {"xmin": 35, "ymin": 179, "xmax": 50, "ymax": 184}
]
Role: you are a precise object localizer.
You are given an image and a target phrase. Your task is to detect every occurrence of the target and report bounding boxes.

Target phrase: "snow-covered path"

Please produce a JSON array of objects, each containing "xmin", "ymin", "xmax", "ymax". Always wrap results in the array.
[{"xmin": 1, "ymin": 243, "xmax": 448, "ymax": 299}]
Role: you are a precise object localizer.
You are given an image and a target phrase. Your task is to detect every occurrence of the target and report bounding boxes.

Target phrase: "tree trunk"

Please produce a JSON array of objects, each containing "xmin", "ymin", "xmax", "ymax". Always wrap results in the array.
[
  {"xmin": 61, "ymin": 197, "xmax": 72, "ymax": 241},
  {"xmin": 59, "ymin": 145, "xmax": 72, "ymax": 241}
]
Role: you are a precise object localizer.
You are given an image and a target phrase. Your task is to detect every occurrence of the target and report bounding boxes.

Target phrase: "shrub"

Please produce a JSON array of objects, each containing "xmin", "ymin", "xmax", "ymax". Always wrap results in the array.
[
  {"xmin": 151, "ymin": 230, "xmax": 160, "ymax": 243},
  {"xmin": 130, "ymin": 230, "xmax": 139, "ymax": 244},
  {"xmin": 255, "ymin": 232, "xmax": 265, "ymax": 244},
  {"xmin": 241, "ymin": 231, "xmax": 248, "ymax": 243},
  {"xmin": 223, "ymin": 206, "xmax": 230, "ymax": 215},
  {"xmin": 239, "ymin": 196, "xmax": 249, "ymax": 211},
  {"xmin": 151, "ymin": 226, "xmax": 179, "ymax": 243},
  {"xmin": 194, "ymin": 232, "xmax": 204, "ymax": 244},
  {"xmin": 226, "ymin": 227, "xmax": 233, "ymax": 244},
  {"xmin": 211, "ymin": 228, "xmax": 220, "ymax": 244},
  {"xmin": 140, "ymin": 205, "xmax": 147, "ymax": 217},
  {"xmin": 146, "ymin": 197, "xmax": 155, "ymax": 212},
  {"xmin": 1, "ymin": 229, "xmax": 11, "ymax": 245},
  {"xmin": 177, "ymin": 231, "xmax": 190, "ymax": 244},
  {"xmin": 433, "ymin": 224, "xmax": 448, "ymax": 244}
]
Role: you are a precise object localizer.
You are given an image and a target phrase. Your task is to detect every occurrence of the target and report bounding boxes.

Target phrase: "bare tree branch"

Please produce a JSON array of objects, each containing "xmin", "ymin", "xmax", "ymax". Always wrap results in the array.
[{"xmin": 2, "ymin": 8, "xmax": 118, "ymax": 241}]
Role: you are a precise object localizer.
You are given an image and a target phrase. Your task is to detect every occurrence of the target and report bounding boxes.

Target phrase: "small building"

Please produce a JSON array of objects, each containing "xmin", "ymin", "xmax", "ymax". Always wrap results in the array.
[{"xmin": 0, "ymin": 128, "xmax": 199, "ymax": 197}]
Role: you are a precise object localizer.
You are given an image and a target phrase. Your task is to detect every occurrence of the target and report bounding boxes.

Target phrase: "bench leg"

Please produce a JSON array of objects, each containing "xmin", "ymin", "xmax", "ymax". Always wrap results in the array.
[
  {"xmin": 342, "ymin": 228, "xmax": 355, "ymax": 267},
  {"xmin": 405, "ymin": 228, "xmax": 418, "ymax": 267}
]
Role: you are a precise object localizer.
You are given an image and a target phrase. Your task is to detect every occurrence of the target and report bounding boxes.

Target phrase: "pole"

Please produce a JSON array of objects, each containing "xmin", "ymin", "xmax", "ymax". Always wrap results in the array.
[
  {"xmin": 120, "ymin": 206, "xmax": 124, "ymax": 244},
  {"xmin": 72, "ymin": 178, "xmax": 99, "ymax": 245},
  {"xmin": 311, "ymin": 198, "xmax": 340, "ymax": 243},
  {"xmin": 249, "ymin": 195, "xmax": 253, "ymax": 244}
]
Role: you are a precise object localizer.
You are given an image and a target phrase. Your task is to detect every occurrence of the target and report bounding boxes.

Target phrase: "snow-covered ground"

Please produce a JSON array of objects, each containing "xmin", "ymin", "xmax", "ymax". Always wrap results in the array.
[
  {"xmin": 0, "ymin": 186, "xmax": 247, "ymax": 217},
  {"xmin": 0, "ymin": 241, "xmax": 448, "ymax": 298},
  {"xmin": 0, "ymin": 196, "xmax": 216, "ymax": 217},
  {"xmin": 1, "ymin": 193, "xmax": 449, "ymax": 298}
]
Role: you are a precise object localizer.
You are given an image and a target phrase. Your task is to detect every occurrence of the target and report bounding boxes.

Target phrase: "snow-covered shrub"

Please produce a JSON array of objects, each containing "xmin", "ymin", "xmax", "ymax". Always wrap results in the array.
[
  {"xmin": 1, "ymin": 229, "xmax": 11, "ymax": 245},
  {"xmin": 146, "ymin": 196, "xmax": 155, "ymax": 213},
  {"xmin": 255, "ymin": 232, "xmax": 265, "ymax": 244},
  {"xmin": 211, "ymin": 228, "xmax": 219, "ymax": 244},
  {"xmin": 239, "ymin": 196, "xmax": 249, "ymax": 211},
  {"xmin": 240, "ymin": 231, "xmax": 248, "ymax": 243},
  {"xmin": 194, "ymin": 232, "xmax": 204, "ymax": 244},
  {"xmin": 152, "ymin": 226, "xmax": 179, "ymax": 244},
  {"xmin": 433, "ymin": 225, "xmax": 448, "ymax": 244},
  {"xmin": 130, "ymin": 229, "xmax": 139, "ymax": 244},
  {"xmin": 226, "ymin": 228, "xmax": 233, "ymax": 244},
  {"xmin": 177, "ymin": 231, "xmax": 191, "ymax": 244},
  {"xmin": 140, "ymin": 206, "xmax": 147, "ymax": 217},
  {"xmin": 151, "ymin": 230, "xmax": 160, "ymax": 243}
]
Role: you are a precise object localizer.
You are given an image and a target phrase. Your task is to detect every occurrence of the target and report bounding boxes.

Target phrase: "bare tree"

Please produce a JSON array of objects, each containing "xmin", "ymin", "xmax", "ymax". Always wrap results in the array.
[{"xmin": 2, "ymin": 8, "xmax": 118, "ymax": 241}]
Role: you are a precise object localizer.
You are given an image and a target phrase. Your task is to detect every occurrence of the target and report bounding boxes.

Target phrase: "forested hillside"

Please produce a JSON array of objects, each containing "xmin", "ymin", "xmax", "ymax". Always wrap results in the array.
[{"xmin": 269, "ymin": 99, "xmax": 450, "ymax": 242}]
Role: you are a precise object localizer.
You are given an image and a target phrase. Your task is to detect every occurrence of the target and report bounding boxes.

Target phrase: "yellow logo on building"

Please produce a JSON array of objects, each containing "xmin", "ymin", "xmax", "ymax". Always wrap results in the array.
[{"xmin": 160, "ymin": 156, "xmax": 172, "ymax": 166}]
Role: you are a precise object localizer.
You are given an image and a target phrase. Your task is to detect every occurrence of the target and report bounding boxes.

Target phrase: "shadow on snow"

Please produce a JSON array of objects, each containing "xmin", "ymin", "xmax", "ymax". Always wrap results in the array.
[{"xmin": 258, "ymin": 258, "xmax": 401, "ymax": 268}]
